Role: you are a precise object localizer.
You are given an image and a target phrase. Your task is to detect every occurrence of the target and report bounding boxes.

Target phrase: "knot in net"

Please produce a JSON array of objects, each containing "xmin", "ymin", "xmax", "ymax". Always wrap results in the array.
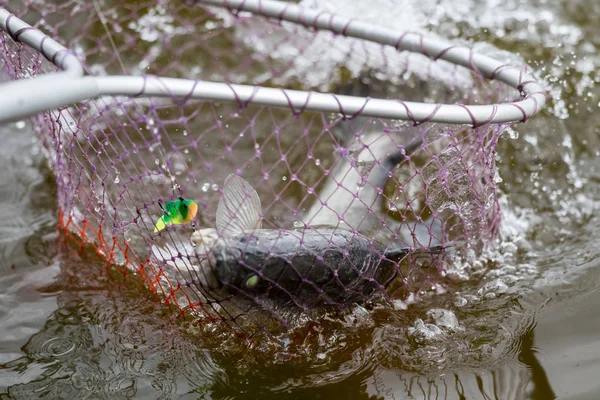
[{"xmin": 0, "ymin": 0, "xmax": 545, "ymax": 341}]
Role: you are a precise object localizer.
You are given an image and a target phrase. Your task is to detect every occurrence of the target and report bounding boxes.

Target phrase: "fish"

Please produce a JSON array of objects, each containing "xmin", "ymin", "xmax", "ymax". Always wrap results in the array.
[
  {"xmin": 154, "ymin": 197, "xmax": 198, "ymax": 233},
  {"xmin": 186, "ymin": 124, "xmax": 441, "ymax": 308}
]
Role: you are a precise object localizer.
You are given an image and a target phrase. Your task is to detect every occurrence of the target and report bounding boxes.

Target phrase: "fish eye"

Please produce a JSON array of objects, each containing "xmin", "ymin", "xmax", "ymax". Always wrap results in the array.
[
  {"xmin": 183, "ymin": 203, "xmax": 188, "ymax": 209},
  {"xmin": 245, "ymin": 274, "xmax": 259, "ymax": 288}
]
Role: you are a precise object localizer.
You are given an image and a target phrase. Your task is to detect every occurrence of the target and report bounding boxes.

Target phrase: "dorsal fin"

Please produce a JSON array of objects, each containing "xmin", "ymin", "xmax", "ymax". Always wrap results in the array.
[{"xmin": 216, "ymin": 174, "xmax": 262, "ymax": 236}]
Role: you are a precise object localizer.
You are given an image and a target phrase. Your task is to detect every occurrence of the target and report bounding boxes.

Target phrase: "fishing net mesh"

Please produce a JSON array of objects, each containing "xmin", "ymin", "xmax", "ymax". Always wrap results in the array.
[{"xmin": 0, "ymin": 0, "xmax": 515, "ymax": 338}]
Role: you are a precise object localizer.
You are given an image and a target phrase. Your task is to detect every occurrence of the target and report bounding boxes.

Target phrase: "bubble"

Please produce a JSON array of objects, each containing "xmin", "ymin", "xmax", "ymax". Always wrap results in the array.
[
  {"xmin": 202, "ymin": 183, "xmax": 210, "ymax": 192},
  {"xmin": 454, "ymin": 297, "xmax": 468, "ymax": 307},
  {"xmin": 477, "ymin": 279, "xmax": 509, "ymax": 297},
  {"xmin": 211, "ymin": 183, "xmax": 219, "ymax": 191},
  {"xmin": 408, "ymin": 319, "xmax": 444, "ymax": 344},
  {"xmin": 425, "ymin": 309, "xmax": 460, "ymax": 333},
  {"xmin": 15, "ymin": 120, "xmax": 26, "ymax": 129}
]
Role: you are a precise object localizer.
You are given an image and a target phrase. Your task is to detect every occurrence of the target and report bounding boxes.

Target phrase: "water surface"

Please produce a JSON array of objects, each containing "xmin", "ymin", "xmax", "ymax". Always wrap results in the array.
[{"xmin": 1, "ymin": 0, "xmax": 600, "ymax": 399}]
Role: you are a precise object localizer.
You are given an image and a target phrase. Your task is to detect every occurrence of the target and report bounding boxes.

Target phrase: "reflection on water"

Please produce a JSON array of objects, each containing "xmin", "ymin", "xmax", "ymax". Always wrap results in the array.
[
  {"xmin": 0, "ymin": 251, "xmax": 557, "ymax": 400},
  {"xmin": 2, "ymin": 239, "xmax": 223, "ymax": 399}
]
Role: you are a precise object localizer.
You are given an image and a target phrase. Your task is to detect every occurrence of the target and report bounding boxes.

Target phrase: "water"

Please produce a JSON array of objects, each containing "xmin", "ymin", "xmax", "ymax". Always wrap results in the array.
[{"xmin": 1, "ymin": 0, "xmax": 600, "ymax": 398}]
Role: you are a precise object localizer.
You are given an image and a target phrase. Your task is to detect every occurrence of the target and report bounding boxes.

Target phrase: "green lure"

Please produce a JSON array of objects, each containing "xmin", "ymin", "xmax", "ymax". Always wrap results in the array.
[{"xmin": 154, "ymin": 197, "xmax": 198, "ymax": 232}]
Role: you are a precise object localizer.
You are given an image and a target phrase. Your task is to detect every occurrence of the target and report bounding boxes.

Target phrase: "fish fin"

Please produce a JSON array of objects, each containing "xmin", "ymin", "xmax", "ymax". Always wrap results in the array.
[
  {"xmin": 383, "ymin": 247, "xmax": 409, "ymax": 261},
  {"xmin": 216, "ymin": 174, "xmax": 262, "ymax": 235},
  {"xmin": 154, "ymin": 216, "xmax": 167, "ymax": 233},
  {"xmin": 384, "ymin": 244, "xmax": 446, "ymax": 261}
]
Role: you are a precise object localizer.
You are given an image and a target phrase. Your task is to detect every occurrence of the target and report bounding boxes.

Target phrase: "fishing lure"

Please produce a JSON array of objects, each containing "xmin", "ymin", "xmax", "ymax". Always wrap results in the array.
[{"xmin": 154, "ymin": 197, "xmax": 198, "ymax": 232}]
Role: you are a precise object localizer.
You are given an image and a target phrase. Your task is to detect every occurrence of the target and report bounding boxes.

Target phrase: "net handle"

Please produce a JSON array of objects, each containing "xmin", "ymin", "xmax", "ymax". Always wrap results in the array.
[{"xmin": 0, "ymin": 0, "xmax": 546, "ymax": 125}]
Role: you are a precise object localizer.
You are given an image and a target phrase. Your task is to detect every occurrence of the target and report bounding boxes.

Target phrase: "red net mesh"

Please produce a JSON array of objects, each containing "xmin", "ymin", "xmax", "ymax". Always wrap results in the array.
[{"xmin": 0, "ymin": 0, "xmax": 515, "ymax": 342}]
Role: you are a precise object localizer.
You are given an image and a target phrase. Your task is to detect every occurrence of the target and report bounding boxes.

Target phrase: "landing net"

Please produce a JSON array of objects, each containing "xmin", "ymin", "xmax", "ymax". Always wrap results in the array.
[{"xmin": 0, "ymin": 0, "xmax": 546, "ymax": 339}]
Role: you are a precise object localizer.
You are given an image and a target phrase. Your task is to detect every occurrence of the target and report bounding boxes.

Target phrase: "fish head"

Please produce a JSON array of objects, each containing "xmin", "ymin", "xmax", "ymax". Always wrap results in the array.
[
  {"xmin": 190, "ymin": 173, "xmax": 265, "ymax": 291},
  {"xmin": 192, "ymin": 229, "xmax": 268, "ymax": 292},
  {"xmin": 211, "ymin": 236, "xmax": 262, "ymax": 291}
]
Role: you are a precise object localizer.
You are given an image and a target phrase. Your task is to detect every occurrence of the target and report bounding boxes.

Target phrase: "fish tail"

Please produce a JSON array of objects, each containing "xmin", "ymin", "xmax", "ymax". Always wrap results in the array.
[
  {"xmin": 154, "ymin": 216, "xmax": 168, "ymax": 232},
  {"xmin": 333, "ymin": 72, "xmax": 384, "ymax": 144},
  {"xmin": 380, "ymin": 136, "xmax": 424, "ymax": 173}
]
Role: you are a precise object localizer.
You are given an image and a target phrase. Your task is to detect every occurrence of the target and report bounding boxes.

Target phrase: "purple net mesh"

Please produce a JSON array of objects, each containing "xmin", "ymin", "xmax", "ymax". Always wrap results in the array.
[{"xmin": 0, "ymin": 0, "xmax": 517, "ymax": 340}]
